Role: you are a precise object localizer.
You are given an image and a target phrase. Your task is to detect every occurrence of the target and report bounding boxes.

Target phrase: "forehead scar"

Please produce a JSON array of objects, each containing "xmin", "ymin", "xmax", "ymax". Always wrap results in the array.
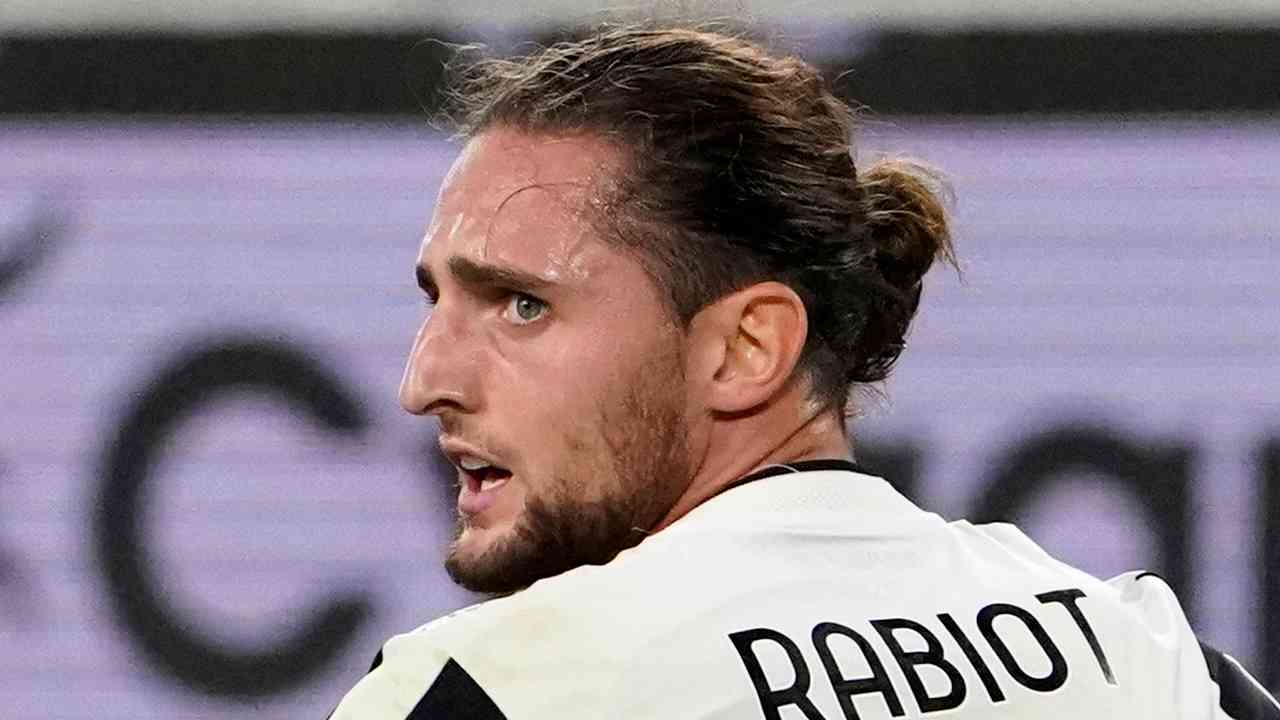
[{"xmin": 481, "ymin": 181, "xmax": 600, "ymax": 273}]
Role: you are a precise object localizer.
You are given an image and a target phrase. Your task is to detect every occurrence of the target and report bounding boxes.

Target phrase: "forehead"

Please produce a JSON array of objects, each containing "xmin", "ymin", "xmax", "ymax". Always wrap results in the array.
[{"xmin": 421, "ymin": 129, "xmax": 621, "ymax": 271}]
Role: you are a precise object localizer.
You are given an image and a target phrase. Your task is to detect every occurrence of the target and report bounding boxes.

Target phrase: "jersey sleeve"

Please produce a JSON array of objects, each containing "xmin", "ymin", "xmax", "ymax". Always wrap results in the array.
[
  {"xmin": 1200, "ymin": 643, "xmax": 1280, "ymax": 720},
  {"xmin": 1108, "ymin": 571, "xmax": 1280, "ymax": 720},
  {"xmin": 328, "ymin": 627, "xmax": 510, "ymax": 720}
]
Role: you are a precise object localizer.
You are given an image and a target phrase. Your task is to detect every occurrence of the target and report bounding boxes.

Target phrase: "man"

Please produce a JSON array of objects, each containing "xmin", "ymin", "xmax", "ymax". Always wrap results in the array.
[{"xmin": 330, "ymin": 27, "xmax": 1277, "ymax": 719}]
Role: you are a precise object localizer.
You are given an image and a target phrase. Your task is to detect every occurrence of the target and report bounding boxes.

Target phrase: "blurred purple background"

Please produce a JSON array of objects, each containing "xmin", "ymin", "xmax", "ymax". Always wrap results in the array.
[{"xmin": 1, "ymin": 118, "xmax": 1277, "ymax": 717}]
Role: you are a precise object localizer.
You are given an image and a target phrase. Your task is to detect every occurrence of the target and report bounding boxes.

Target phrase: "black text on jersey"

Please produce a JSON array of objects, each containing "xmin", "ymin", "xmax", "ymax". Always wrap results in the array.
[{"xmin": 729, "ymin": 587, "xmax": 1114, "ymax": 720}]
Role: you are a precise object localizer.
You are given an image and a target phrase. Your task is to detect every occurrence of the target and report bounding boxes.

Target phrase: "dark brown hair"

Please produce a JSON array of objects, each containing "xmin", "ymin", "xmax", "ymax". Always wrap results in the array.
[{"xmin": 445, "ymin": 26, "xmax": 955, "ymax": 413}]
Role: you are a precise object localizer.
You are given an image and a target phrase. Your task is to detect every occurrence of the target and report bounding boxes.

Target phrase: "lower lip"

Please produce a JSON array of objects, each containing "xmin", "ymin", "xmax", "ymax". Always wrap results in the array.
[{"xmin": 457, "ymin": 473, "xmax": 512, "ymax": 516}]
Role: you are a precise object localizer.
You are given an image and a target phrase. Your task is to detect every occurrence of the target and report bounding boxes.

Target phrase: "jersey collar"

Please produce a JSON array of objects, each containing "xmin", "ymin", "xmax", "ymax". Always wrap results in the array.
[
  {"xmin": 713, "ymin": 458, "xmax": 869, "ymax": 500},
  {"xmin": 667, "ymin": 458, "xmax": 942, "ymax": 535}
]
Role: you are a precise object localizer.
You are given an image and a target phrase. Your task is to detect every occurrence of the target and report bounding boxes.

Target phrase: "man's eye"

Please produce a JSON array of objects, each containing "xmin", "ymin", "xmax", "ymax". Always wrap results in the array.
[{"xmin": 503, "ymin": 293, "xmax": 548, "ymax": 325}]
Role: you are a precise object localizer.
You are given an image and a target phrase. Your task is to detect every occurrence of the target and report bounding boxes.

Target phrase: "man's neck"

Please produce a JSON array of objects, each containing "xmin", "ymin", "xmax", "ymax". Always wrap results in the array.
[{"xmin": 651, "ymin": 395, "xmax": 851, "ymax": 532}]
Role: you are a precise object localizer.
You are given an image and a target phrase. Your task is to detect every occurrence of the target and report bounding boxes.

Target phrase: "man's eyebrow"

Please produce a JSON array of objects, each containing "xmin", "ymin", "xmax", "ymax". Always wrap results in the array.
[{"xmin": 415, "ymin": 257, "xmax": 558, "ymax": 295}]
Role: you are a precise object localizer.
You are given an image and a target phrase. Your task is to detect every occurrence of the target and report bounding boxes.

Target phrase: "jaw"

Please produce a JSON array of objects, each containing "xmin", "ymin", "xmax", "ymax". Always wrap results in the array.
[
  {"xmin": 447, "ymin": 522, "xmax": 510, "ymax": 578},
  {"xmin": 445, "ymin": 511, "xmax": 545, "ymax": 594}
]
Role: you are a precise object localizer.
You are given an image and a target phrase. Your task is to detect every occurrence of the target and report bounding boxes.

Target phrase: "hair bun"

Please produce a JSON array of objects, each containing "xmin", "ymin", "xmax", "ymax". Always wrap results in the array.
[
  {"xmin": 858, "ymin": 157, "xmax": 956, "ymax": 297},
  {"xmin": 827, "ymin": 157, "xmax": 958, "ymax": 389}
]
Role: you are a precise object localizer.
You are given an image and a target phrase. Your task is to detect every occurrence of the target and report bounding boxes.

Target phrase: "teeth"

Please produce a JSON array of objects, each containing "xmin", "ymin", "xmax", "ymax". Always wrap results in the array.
[{"xmin": 459, "ymin": 455, "xmax": 490, "ymax": 471}]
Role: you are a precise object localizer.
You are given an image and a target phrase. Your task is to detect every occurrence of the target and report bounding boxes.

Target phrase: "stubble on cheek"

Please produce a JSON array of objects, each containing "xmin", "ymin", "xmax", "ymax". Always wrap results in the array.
[{"xmin": 442, "ymin": 344, "xmax": 690, "ymax": 595}]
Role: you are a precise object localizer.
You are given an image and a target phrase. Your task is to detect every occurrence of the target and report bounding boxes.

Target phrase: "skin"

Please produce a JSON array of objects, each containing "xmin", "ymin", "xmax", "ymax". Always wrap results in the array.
[{"xmin": 399, "ymin": 127, "xmax": 851, "ymax": 594}]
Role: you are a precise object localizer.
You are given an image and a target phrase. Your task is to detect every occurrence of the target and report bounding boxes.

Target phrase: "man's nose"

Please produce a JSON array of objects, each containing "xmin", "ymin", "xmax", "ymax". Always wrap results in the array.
[{"xmin": 398, "ymin": 307, "xmax": 477, "ymax": 416}]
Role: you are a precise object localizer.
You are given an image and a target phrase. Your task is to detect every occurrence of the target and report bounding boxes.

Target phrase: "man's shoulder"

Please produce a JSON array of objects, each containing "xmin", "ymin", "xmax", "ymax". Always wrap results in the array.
[
  {"xmin": 328, "ymin": 592, "xmax": 568, "ymax": 720},
  {"xmin": 329, "ymin": 557, "xmax": 680, "ymax": 720},
  {"xmin": 398, "ymin": 570, "xmax": 611, "ymax": 657},
  {"xmin": 413, "ymin": 548, "xmax": 668, "ymax": 640}
]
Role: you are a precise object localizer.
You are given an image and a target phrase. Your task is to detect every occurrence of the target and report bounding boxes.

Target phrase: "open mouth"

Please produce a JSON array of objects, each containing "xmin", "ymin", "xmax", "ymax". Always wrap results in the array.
[
  {"xmin": 440, "ymin": 441, "xmax": 516, "ymax": 516},
  {"xmin": 459, "ymin": 460, "xmax": 513, "ymax": 494}
]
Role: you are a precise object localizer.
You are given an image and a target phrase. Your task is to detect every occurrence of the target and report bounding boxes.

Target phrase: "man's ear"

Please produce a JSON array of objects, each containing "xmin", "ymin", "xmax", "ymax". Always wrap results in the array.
[{"xmin": 689, "ymin": 281, "xmax": 808, "ymax": 414}]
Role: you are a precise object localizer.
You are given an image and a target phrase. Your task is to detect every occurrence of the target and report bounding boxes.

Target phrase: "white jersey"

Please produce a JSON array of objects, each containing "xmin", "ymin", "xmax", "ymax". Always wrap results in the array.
[{"xmin": 329, "ymin": 460, "xmax": 1278, "ymax": 719}]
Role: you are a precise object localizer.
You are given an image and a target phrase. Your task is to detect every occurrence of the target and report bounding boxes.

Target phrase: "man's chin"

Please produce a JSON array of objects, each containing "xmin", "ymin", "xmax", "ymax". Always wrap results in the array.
[
  {"xmin": 447, "ymin": 524, "xmax": 504, "ymax": 566},
  {"xmin": 444, "ymin": 524, "xmax": 534, "ymax": 595}
]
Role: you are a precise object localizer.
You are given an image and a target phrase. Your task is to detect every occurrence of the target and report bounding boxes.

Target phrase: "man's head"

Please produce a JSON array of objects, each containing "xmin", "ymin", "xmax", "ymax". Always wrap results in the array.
[
  {"xmin": 401, "ymin": 130, "xmax": 695, "ymax": 594},
  {"xmin": 399, "ymin": 27, "xmax": 954, "ymax": 594}
]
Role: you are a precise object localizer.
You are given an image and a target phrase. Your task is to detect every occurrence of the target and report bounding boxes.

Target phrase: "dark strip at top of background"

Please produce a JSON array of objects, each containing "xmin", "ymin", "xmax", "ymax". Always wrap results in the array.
[{"xmin": 1, "ymin": 28, "xmax": 1277, "ymax": 115}]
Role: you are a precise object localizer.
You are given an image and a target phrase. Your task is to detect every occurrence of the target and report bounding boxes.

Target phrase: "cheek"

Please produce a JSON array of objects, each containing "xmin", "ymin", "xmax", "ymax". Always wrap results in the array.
[
  {"xmin": 488, "ymin": 298, "xmax": 675, "ymax": 476},
  {"xmin": 505, "ymin": 366, "xmax": 619, "ymax": 489},
  {"xmin": 503, "ymin": 339, "xmax": 624, "ymax": 412},
  {"xmin": 511, "ymin": 377, "xmax": 606, "ymax": 465}
]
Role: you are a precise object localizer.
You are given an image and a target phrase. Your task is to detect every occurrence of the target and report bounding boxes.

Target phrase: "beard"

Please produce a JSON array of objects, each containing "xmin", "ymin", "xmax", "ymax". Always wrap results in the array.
[{"xmin": 443, "ymin": 345, "xmax": 691, "ymax": 595}]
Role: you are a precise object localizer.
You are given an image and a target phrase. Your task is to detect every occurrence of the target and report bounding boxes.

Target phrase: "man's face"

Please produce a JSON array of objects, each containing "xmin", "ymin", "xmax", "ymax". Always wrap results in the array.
[{"xmin": 400, "ymin": 128, "xmax": 693, "ymax": 594}]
